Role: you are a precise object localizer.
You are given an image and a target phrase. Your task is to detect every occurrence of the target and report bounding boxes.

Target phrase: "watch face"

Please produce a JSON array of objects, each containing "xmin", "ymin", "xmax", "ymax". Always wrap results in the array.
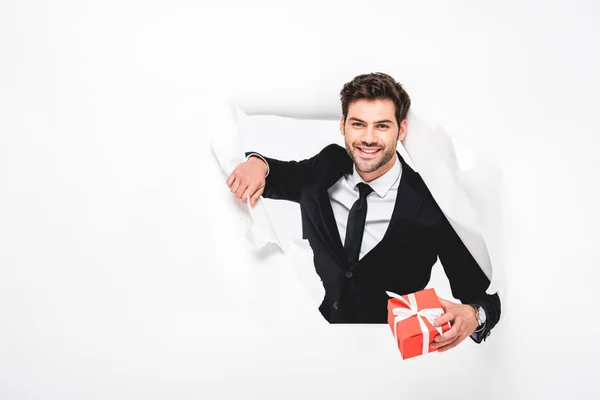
[{"xmin": 477, "ymin": 307, "xmax": 487, "ymax": 323}]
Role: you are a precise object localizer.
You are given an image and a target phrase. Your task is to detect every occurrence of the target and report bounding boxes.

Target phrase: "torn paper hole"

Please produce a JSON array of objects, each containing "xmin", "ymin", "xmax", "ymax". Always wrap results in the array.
[{"xmin": 210, "ymin": 99, "xmax": 503, "ymax": 303}]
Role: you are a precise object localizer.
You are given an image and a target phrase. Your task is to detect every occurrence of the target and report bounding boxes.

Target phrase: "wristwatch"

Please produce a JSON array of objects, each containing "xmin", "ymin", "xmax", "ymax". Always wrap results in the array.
[{"xmin": 469, "ymin": 303, "xmax": 486, "ymax": 332}]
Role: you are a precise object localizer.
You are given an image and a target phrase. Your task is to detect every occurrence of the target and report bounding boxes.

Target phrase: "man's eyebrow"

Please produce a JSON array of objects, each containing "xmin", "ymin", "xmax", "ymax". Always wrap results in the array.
[{"xmin": 348, "ymin": 117, "xmax": 394, "ymax": 124}]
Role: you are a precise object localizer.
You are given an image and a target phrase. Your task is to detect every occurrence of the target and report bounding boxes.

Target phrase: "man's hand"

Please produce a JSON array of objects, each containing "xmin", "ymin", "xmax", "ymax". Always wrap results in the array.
[
  {"xmin": 226, "ymin": 156, "xmax": 268, "ymax": 207},
  {"xmin": 430, "ymin": 297, "xmax": 479, "ymax": 353}
]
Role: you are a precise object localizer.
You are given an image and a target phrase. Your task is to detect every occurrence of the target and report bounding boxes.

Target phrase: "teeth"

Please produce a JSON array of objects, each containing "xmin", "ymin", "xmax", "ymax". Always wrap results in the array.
[{"xmin": 360, "ymin": 148, "xmax": 379, "ymax": 154}]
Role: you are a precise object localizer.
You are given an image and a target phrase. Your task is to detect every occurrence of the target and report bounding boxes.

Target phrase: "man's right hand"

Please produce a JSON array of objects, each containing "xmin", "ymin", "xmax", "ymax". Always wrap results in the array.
[{"xmin": 226, "ymin": 156, "xmax": 268, "ymax": 207}]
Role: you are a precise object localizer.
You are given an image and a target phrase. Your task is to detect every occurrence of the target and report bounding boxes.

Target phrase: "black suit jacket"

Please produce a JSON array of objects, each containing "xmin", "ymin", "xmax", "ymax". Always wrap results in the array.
[{"xmin": 246, "ymin": 144, "xmax": 500, "ymax": 343}]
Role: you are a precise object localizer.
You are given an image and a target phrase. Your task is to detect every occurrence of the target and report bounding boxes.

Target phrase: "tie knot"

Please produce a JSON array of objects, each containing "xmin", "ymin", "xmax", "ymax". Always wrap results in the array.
[{"xmin": 356, "ymin": 182, "xmax": 374, "ymax": 199}]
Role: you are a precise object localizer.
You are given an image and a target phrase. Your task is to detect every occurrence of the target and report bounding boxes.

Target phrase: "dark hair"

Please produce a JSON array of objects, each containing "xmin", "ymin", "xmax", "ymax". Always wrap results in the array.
[{"xmin": 339, "ymin": 72, "xmax": 411, "ymax": 126}]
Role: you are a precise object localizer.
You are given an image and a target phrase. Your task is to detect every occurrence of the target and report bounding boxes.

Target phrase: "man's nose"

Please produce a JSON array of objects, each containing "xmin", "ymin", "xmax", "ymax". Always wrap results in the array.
[{"xmin": 361, "ymin": 125, "xmax": 377, "ymax": 142}]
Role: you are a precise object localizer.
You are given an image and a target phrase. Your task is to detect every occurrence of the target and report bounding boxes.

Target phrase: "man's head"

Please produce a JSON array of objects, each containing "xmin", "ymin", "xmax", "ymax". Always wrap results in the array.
[{"xmin": 339, "ymin": 72, "xmax": 411, "ymax": 182}]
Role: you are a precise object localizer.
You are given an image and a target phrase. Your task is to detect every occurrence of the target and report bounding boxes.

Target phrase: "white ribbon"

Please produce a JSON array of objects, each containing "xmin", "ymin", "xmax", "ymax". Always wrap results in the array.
[{"xmin": 386, "ymin": 291, "xmax": 446, "ymax": 356}]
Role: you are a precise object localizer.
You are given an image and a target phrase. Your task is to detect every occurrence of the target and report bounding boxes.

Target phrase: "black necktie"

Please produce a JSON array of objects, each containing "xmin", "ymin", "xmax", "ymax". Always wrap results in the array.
[{"xmin": 344, "ymin": 182, "xmax": 374, "ymax": 266}]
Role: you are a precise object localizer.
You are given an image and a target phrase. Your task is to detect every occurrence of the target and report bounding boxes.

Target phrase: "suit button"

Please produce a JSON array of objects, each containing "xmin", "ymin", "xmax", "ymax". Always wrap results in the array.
[
  {"xmin": 345, "ymin": 271, "xmax": 353, "ymax": 279},
  {"xmin": 333, "ymin": 301, "xmax": 340, "ymax": 310}
]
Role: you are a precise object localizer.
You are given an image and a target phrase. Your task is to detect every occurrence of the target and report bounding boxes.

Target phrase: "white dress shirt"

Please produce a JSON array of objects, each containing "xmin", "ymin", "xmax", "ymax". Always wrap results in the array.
[
  {"xmin": 247, "ymin": 152, "xmax": 402, "ymax": 260},
  {"xmin": 328, "ymin": 154, "xmax": 402, "ymax": 261}
]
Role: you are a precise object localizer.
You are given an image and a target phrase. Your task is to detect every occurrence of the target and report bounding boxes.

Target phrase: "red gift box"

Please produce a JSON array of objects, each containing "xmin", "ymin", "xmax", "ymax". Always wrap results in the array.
[{"xmin": 387, "ymin": 288, "xmax": 451, "ymax": 360}]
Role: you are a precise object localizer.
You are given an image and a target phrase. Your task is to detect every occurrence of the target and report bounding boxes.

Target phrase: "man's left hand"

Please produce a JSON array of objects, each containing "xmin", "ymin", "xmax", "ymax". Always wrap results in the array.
[{"xmin": 431, "ymin": 297, "xmax": 479, "ymax": 353}]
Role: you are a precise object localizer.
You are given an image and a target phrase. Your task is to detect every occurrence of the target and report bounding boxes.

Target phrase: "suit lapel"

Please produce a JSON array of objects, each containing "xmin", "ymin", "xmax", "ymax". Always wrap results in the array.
[
  {"xmin": 312, "ymin": 188, "xmax": 347, "ymax": 266},
  {"xmin": 307, "ymin": 147, "xmax": 423, "ymax": 270},
  {"xmin": 379, "ymin": 152, "xmax": 423, "ymax": 249},
  {"xmin": 308, "ymin": 148, "xmax": 353, "ymax": 268}
]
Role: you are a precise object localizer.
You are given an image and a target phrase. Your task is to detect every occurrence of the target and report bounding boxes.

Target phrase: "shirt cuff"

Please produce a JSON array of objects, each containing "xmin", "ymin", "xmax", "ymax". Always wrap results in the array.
[{"xmin": 245, "ymin": 153, "xmax": 270, "ymax": 177}]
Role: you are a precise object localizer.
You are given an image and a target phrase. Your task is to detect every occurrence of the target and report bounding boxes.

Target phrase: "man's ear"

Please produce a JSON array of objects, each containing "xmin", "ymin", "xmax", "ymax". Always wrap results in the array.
[
  {"xmin": 398, "ymin": 119, "xmax": 407, "ymax": 141},
  {"xmin": 340, "ymin": 116, "xmax": 345, "ymax": 135}
]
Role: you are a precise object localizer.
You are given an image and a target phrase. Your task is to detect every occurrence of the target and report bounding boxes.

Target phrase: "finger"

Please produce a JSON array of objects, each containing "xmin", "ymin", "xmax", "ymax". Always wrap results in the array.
[
  {"xmin": 437, "ymin": 298, "xmax": 454, "ymax": 312},
  {"xmin": 250, "ymin": 187, "xmax": 264, "ymax": 207},
  {"xmin": 235, "ymin": 182, "xmax": 248, "ymax": 199},
  {"xmin": 434, "ymin": 323, "xmax": 460, "ymax": 343},
  {"xmin": 431, "ymin": 334, "xmax": 458, "ymax": 349},
  {"xmin": 230, "ymin": 178, "xmax": 240, "ymax": 194},
  {"xmin": 434, "ymin": 311, "xmax": 454, "ymax": 327},
  {"xmin": 437, "ymin": 298, "xmax": 449, "ymax": 312},
  {"xmin": 231, "ymin": 175, "xmax": 245, "ymax": 195},
  {"xmin": 437, "ymin": 334, "xmax": 467, "ymax": 353},
  {"xmin": 241, "ymin": 187, "xmax": 253, "ymax": 205},
  {"xmin": 226, "ymin": 173, "xmax": 236, "ymax": 188},
  {"xmin": 243, "ymin": 182, "xmax": 259, "ymax": 201}
]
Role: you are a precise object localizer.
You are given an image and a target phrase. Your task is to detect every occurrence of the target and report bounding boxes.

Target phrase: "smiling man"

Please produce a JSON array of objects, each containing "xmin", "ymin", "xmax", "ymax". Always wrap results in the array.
[{"xmin": 226, "ymin": 72, "xmax": 501, "ymax": 351}]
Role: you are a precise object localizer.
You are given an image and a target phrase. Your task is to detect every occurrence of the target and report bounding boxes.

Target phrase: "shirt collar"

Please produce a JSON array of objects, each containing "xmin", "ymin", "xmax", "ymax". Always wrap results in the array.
[{"xmin": 349, "ymin": 153, "xmax": 402, "ymax": 198}]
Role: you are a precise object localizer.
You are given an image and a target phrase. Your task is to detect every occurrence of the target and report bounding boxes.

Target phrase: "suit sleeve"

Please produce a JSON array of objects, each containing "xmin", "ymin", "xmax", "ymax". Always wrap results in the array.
[
  {"xmin": 434, "ymin": 205, "xmax": 501, "ymax": 344},
  {"xmin": 244, "ymin": 145, "xmax": 333, "ymax": 203}
]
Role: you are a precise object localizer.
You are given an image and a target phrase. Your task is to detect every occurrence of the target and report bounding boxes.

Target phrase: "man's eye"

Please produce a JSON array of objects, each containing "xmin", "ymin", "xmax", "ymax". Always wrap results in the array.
[
  {"xmin": 379, "ymin": 124, "xmax": 389, "ymax": 129},
  {"xmin": 353, "ymin": 123, "xmax": 363, "ymax": 127}
]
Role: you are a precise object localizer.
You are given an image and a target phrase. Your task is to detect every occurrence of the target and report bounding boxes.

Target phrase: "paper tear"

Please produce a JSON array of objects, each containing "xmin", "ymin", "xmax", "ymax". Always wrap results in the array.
[
  {"xmin": 209, "ymin": 100, "xmax": 284, "ymax": 252},
  {"xmin": 403, "ymin": 111, "xmax": 496, "ymax": 283},
  {"xmin": 210, "ymin": 100, "xmax": 502, "ymax": 297},
  {"xmin": 246, "ymin": 196, "xmax": 282, "ymax": 250}
]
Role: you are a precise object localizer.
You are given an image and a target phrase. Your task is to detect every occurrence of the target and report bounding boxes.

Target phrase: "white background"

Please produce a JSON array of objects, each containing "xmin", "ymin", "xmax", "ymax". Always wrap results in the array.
[{"xmin": 1, "ymin": 1, "xmax": 599, "ymax": 399}]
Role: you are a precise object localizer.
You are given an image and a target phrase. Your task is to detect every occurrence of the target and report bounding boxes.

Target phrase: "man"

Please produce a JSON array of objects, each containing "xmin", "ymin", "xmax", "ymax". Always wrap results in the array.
[{"xmin": 225, "ymin": 72, "xmax": 500, "ymax": 352}]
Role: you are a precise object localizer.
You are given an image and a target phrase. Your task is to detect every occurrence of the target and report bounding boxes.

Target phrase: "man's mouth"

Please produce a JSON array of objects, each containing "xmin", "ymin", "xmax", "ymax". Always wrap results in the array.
[{"xmin": 356, "ymin": 147, "xmax": 381, "ymax": 157}]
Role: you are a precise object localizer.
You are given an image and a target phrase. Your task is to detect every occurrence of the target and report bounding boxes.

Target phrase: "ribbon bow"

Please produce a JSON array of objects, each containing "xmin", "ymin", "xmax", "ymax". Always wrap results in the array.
[{"xmin": 386, "ymin": 291, "xmax": 447, "ymax": 356}]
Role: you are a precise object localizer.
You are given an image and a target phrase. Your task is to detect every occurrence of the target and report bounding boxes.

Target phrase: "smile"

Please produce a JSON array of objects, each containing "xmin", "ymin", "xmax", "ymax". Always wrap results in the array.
[{"xmin": 357, "ymin": 147, "xmax": 381, "ymax": 157}]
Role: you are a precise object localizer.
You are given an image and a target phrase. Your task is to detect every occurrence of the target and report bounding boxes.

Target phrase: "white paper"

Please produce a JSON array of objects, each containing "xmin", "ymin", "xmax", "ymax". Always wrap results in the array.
[
  {"xmin": 209, "ymin": 100, "xmax": 283, "ymax": 252},
  {"xmin": 402, "ymin": 111, "xmax": 498, "ymax": 285}
]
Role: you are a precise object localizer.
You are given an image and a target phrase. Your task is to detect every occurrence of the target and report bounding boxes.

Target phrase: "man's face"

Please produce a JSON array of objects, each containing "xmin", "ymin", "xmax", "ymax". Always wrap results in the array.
[{"xmin": 340, "ymin": 98, "xmax": 407, "ymax": 181}]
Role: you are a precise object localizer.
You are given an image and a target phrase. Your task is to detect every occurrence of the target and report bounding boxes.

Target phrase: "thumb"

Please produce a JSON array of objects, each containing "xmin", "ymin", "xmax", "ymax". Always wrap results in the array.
[
  {"xmin": 438, "ymin": 297, "xmax": 451, "ymax": 311},
  {"xmin": 434, "ymin": 310, "xmax": 453, "ymax": 327},
  {"xmin": 250, "ymin": 187, "xmax": 264, "ymax": 207}
]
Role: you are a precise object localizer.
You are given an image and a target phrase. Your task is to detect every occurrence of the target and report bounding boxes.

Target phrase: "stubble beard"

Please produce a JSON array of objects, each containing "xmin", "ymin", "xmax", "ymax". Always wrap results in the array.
[{"xmin": 346, "ymin": 142, "xmax": 396, "ymax": 174}]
